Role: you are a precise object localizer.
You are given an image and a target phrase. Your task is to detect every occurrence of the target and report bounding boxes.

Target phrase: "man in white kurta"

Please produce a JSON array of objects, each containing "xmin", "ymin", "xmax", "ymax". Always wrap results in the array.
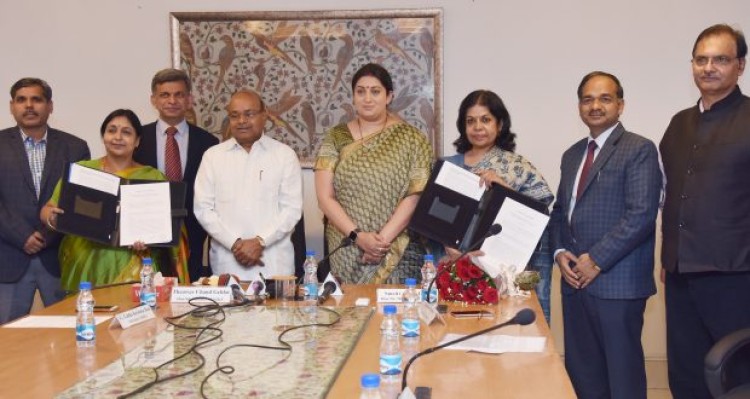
[{"xmin": 194, "ymin": 90, "xmax": 302, "ymax": 280}]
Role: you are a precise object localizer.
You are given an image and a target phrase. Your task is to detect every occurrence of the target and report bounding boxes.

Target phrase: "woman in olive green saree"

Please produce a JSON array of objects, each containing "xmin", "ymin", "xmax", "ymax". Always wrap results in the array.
[
  {"xmin": 42, "ymin": 109, "xmax": 188, "ymax": 292},
  {"xmin": 315, "ymin": 64, "xmax": 433, "ymax": 284}
]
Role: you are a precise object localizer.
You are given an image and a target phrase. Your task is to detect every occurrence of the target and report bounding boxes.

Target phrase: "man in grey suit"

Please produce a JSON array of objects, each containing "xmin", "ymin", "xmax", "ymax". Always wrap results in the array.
[
  {"xmin": 550, "ymin": 71, "xmax": 662, "ymax": 399},
  {"xmin": 0, "ymin": 78, "xmax": 90, "ymax": 324},
  {"xmin": 133, "ymin": 69, "xmax": 218, "ymax": 282}
]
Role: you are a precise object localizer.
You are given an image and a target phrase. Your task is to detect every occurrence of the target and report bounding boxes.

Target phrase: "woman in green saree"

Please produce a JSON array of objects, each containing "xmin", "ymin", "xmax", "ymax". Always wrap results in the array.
[
  {"xmin": 315, "ymin": 64, "xmax": 433, "ymax": 284},
  {"xmin": 41, "ymin": 109, "xmax": 188, "ymax": 292}
]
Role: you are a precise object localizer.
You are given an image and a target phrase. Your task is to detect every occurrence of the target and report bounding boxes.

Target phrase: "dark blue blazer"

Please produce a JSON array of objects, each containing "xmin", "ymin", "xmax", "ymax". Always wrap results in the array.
[
  {"xmin": 133, "ymin": 122, "xmax": 218, "ymax": 279},
  {"xmin": 550, "ymin": 123, "xmax": 662, "ymax": 299},
  {"xmin": 0, "ymin": 127, "xmax": 90, "ymax": 282}
]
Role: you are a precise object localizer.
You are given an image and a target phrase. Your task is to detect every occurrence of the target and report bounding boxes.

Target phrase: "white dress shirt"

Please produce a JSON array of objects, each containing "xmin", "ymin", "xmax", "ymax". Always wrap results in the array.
[
  {"xmin": 155, "ymin": 119, "xmax": 189, "ymax": 175},
  {"xmin": 193, "ymin": 134, "xmax": 303, "ymax": 280}
]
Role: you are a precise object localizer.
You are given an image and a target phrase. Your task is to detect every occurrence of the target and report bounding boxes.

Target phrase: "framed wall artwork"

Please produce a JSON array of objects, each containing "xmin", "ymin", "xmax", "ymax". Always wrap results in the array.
[{"xmin": 170, "ymin": 9, "xmax": 443, "ymax": 167}]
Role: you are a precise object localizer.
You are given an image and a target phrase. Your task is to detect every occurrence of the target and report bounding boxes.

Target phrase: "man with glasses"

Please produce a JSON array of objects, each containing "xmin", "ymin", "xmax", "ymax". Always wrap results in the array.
[
  {"xmin": 194, "ymin": 90, "xmax": 302, "ymax": 281},
  {"xmin": 550, "ymin": 71, "xmax": 661, "ymax": 399},
  {"xmin": 660, "ymin": 23, "xmax": 750, "ymax": 398}
]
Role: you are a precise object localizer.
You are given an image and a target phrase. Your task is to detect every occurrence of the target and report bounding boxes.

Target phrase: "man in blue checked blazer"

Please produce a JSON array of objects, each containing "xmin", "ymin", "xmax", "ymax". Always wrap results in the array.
[{"xmin": 549, "ymin": 71, "xmax": 662, "ymax": 399}]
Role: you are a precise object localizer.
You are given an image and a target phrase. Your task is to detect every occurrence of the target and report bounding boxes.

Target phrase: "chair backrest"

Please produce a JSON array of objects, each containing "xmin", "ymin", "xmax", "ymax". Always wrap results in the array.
[{"xmin": 705, "ymin": 327, "xmax": 750, "ymax": 398}]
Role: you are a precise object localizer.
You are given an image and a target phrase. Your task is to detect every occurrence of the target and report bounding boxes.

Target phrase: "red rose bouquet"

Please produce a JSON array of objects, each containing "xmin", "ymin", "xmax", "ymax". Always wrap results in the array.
[{"xmin": 437, "ymin": 256, "xmax": 499, "ymax": 304}]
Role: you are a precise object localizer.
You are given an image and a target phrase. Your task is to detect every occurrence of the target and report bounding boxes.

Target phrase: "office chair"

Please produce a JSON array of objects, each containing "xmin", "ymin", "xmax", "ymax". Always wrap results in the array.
[{"xmin": 705, "ymin": 327, "xmax": 750, "ymax": 399}]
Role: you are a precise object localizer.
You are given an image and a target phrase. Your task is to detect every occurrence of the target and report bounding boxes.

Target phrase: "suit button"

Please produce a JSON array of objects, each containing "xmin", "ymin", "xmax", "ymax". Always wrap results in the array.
[
  {"xmin": 679, "ymin": 222, "xmax": 685, "ymax": 228},
  {"xmin": 680, "ymin": 194, "xmax": 688, "ymax": 200},
  {"xmin": 692, "ymin": 144, "xmax": 699, "ymax": 150},
  {"xmin": 687, "ymin": 168, "xmax": 694, "ymax": 176}
]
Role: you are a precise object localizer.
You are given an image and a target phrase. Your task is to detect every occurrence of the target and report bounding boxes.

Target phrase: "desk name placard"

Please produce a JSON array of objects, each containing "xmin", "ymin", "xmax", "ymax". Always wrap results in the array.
[
  {"xmin": 376, "ymin": 288, "xmax": 407, "ymax": 303},
  {"xmin": 170, "ymin": 286, "xmax": 232, "ymax": 303},
  {"xmin": 110, "ymin": 305, "xmax": 155, "ymax": 329}
]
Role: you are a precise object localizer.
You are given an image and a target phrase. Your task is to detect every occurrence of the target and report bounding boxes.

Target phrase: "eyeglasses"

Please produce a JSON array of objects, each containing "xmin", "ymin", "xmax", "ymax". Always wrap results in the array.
[
  {"xmin": 228, "ymin": 110, "xmax": 264, "ymax": 120},
  {"xmin": 692, "ymin": 55, "xmax": 738, "ymax": 67}
]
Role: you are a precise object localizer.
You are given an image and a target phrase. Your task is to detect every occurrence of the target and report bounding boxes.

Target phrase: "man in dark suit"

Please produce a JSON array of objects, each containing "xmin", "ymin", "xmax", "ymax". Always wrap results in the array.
[
  {"xmin": 134, "ymin": 69, "xmax": 219, "ymax": 282},
  {"xmin": 660, "ymin": 24, "xmax": 750, "ymax": 399},
  {"xmin": 550, "ymin": 71, "xmax": 662, "ymax": 399},
  {"xmin": 0, "ymin": 78, "xmax": 90, "ymax": 324}
]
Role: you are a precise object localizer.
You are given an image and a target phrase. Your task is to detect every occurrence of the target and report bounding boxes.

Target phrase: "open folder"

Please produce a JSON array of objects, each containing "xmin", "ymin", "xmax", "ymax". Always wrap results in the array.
[
  {"xmin": 55, "ymin": 163, "xmax": 187, "ymax": 247},
  {"xmin": 409, "ymin": 160, "xmax": 550, "ymax": 275}
]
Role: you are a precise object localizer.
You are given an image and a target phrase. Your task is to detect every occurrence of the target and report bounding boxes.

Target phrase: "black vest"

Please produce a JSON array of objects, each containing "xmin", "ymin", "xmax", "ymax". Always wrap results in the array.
[{"xmin": 660, "ymin": 86, "xmax": 750, "ymax": 273}]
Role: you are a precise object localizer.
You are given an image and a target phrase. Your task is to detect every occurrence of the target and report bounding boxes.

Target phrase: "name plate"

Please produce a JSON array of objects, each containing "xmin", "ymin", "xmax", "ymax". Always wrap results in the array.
[
  {"xmin": 376, "ymin": 288, "xmax": 406, "ymax": 303},
  {"xmin": 110, "ymin": 305, "xmax": 155, "ymax": 329},
  {"xmin": 170, "ymin": 286, "xmax": 232, "ymax": 303}
]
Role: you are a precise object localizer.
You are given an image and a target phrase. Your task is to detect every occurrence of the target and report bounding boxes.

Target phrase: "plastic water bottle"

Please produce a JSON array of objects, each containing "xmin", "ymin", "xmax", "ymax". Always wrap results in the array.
[
  {"xmin": 360, "ymin": 373, "xmax": 383, "ymax": 399},
  {"xmin": 76, "ymin": 281, "xmax": 96, "ymax": 348},
  {"xmin": 421, "ymin": 254, "xmax": 438, "ymax": 303},
  {"xmin": 303, "ymin": 250, "xmax": 319, "ymax": 302},
  {"xmin": 380, "ymin": 305, "xmax": 402, "ymax": 379},
  {"xmin": 401, "ymin": 278, "xmax": 420, "ymax": 337},
  {"xmin": 139, "ymin": 257, "xmax": 156, "ymax": 308}
]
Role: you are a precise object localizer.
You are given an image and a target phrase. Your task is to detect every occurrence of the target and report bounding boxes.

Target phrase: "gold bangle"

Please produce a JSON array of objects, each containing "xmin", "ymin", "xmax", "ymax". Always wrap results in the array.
[{"xmin": 46, "ymin": 215, "xmax": 57, "ymax": 231}]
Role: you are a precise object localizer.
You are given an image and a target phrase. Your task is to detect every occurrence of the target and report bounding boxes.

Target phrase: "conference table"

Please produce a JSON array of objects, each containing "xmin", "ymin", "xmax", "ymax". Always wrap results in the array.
[{"xmin": 0, "ymin": 284, "xmax": 575, "ymax": 398}]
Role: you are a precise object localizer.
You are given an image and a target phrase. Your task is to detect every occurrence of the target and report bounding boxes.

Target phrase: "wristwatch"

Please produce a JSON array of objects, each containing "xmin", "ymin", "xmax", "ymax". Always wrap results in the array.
[
  {"xmin": 348, "ymin": 228, "xmax": 361, "ymax": 243},
  {"xmin": 255, "ymin": 235, "xmax": 266, "ymax": 248}
]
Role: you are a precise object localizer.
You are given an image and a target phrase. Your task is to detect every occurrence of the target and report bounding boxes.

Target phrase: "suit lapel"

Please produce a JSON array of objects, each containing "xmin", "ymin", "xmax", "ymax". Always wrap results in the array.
[
  {"xmin": 185, "ymin": 125, "xmax": 200, "ymax": 178},
  {"xmin": 143, "ymin": 123, "xmax": 159, "ymax": 167},
  {"xmin": 564, "ymin": 138, "xmax": 588, "ymax": 202},
  {"xmin": 6, "ymin": 128, "xmax": 37, "ymax": 195},
  {"xmin": 578, "ymin": 124, "xmax": 625, "ymax": 198}
]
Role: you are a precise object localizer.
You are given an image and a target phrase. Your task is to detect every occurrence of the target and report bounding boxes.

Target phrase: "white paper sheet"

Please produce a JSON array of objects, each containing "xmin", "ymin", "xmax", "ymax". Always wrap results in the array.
[
  {"xmin": 434, "ymin": 161, "xmax": 485, "ymax": 201},
  {"xmin": 3, "ymin": 315, "xmax": 113, "ymax": 328},
  {"xmin": 439, "ymin": 333, "xmax": 546, "ymax": 354},
  {"xmin": 119, "ymin": 182, "xmax": 172, "ymax": 246},
  {"xmin": 68, "ymin": 163, "xmax": 120, "ymax": 195},
  {"xmin": 475, "ymin": 197, "xmax": 550, "ymax": 278}
]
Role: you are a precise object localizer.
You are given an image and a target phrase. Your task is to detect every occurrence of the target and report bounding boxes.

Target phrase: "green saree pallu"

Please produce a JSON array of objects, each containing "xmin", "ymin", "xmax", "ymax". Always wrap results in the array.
[
  {"xmin": 50, "ymin": 159, "xmax": 189, "ymax": 292},
  {"xmin": 316, "ymin": 121, "xmax": 433, "ymax": 284}
]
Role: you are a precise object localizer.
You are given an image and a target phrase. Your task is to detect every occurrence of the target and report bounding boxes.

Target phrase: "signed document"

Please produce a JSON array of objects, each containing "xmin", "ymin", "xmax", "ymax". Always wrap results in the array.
[{"xmin": 119, "ymin": 182, "xmax": 172, "ymax": 246}]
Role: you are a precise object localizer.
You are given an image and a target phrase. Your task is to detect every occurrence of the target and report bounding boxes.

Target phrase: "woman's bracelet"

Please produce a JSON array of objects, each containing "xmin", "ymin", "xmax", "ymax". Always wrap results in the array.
[{"xmin": 46, "ymin": 214, "xmax": 57, "ymax": 231}]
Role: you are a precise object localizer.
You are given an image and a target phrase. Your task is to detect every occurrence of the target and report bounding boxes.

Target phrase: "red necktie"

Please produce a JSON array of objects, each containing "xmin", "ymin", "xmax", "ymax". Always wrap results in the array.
[
  {"xmin": 164, "ymin": 126, "xmax": 182, "ymax": 181},
  {"xmin": 576, "ymin": 140, "xmax": 597, "ymax": 199}
]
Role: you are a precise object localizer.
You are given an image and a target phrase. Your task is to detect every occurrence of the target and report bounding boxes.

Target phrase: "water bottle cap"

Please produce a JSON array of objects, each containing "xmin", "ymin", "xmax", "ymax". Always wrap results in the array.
[
  {"xmin": 361, "ymin": 373, "xmax": 380, "ymax": 388},
  {"xmin": 405, "ymin": 278, "xmax": 417, "ymax": 286},
  {"xmin": 79, "ymin": 281, "xmax": 92, "ymax": 290},
  {"xmin": 142, "ymin": 257, "xmax": 153, "ymax": 265},
  {"xmin": 305, "ymin": 250, "xmax": 315, "ymax": 257},
  {"xmin": 383, "ymin": 304, "xmax": 397, "ymax": 315},
  {"xmin": 424, "ymin": 254, "xmax": 434, "ymax": 261}
]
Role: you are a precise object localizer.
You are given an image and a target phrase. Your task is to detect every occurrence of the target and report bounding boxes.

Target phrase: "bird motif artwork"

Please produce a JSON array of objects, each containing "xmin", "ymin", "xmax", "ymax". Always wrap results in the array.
[{"xmin": 177, "ymin": 14, "xmax": 439, "ymax": 166}]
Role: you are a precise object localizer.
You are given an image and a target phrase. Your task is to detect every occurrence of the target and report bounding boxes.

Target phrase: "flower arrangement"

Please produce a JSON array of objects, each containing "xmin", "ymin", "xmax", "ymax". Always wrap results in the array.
[{"xmin": 437, "ymin": 256, "xmax": 499, "ymax": 304}]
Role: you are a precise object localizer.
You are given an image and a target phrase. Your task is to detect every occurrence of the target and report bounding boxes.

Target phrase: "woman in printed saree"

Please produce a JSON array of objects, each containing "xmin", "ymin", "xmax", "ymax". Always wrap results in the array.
[
  {"xmin": 315, "ymin": 63, "xmax": 433, "ymax": 284},
  {"xmin": 442, "ymin": 90, "xmax": 555, "ymax": 322},
  {"xmin": 41, "ymin": 109, "xmax": 188, "ymax": 292}
]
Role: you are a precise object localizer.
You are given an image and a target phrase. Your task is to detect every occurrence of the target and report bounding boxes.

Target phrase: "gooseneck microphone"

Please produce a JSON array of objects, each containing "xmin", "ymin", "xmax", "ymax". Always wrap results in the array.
[
  {"xmin": 318, "ymin": 236, "xmax": 353, "ymax": 269},
  {"xmin": 317, "ymin": 281, "xmax": 338, "ymax": 305},
  {"xmin": 426, "ymin": 223, "xmax": 503, "ymax": 303},
  {"xmin": 401, "ymin": 308, "xmax": 535, "ymax": 391}
]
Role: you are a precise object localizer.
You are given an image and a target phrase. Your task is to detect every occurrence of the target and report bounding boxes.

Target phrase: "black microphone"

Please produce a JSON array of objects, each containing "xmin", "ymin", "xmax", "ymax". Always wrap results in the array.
[
  {"xmin": 426, "ymin": 223, "xmax": 503, "ymax": 303},
  {"xmin": 230, "ymin": 284, "xmax": 250, "ymax": 305},
  {"xmin": 318, "ymin": 236, "xmax": 353, "ymax": 269},
  {"xmin": 401, "ymin": 308, "xmax": 535, "ymax": 391},
  {"xmin": 317, "ymin": 281, "xmax": 338, "ymax": 305}
]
